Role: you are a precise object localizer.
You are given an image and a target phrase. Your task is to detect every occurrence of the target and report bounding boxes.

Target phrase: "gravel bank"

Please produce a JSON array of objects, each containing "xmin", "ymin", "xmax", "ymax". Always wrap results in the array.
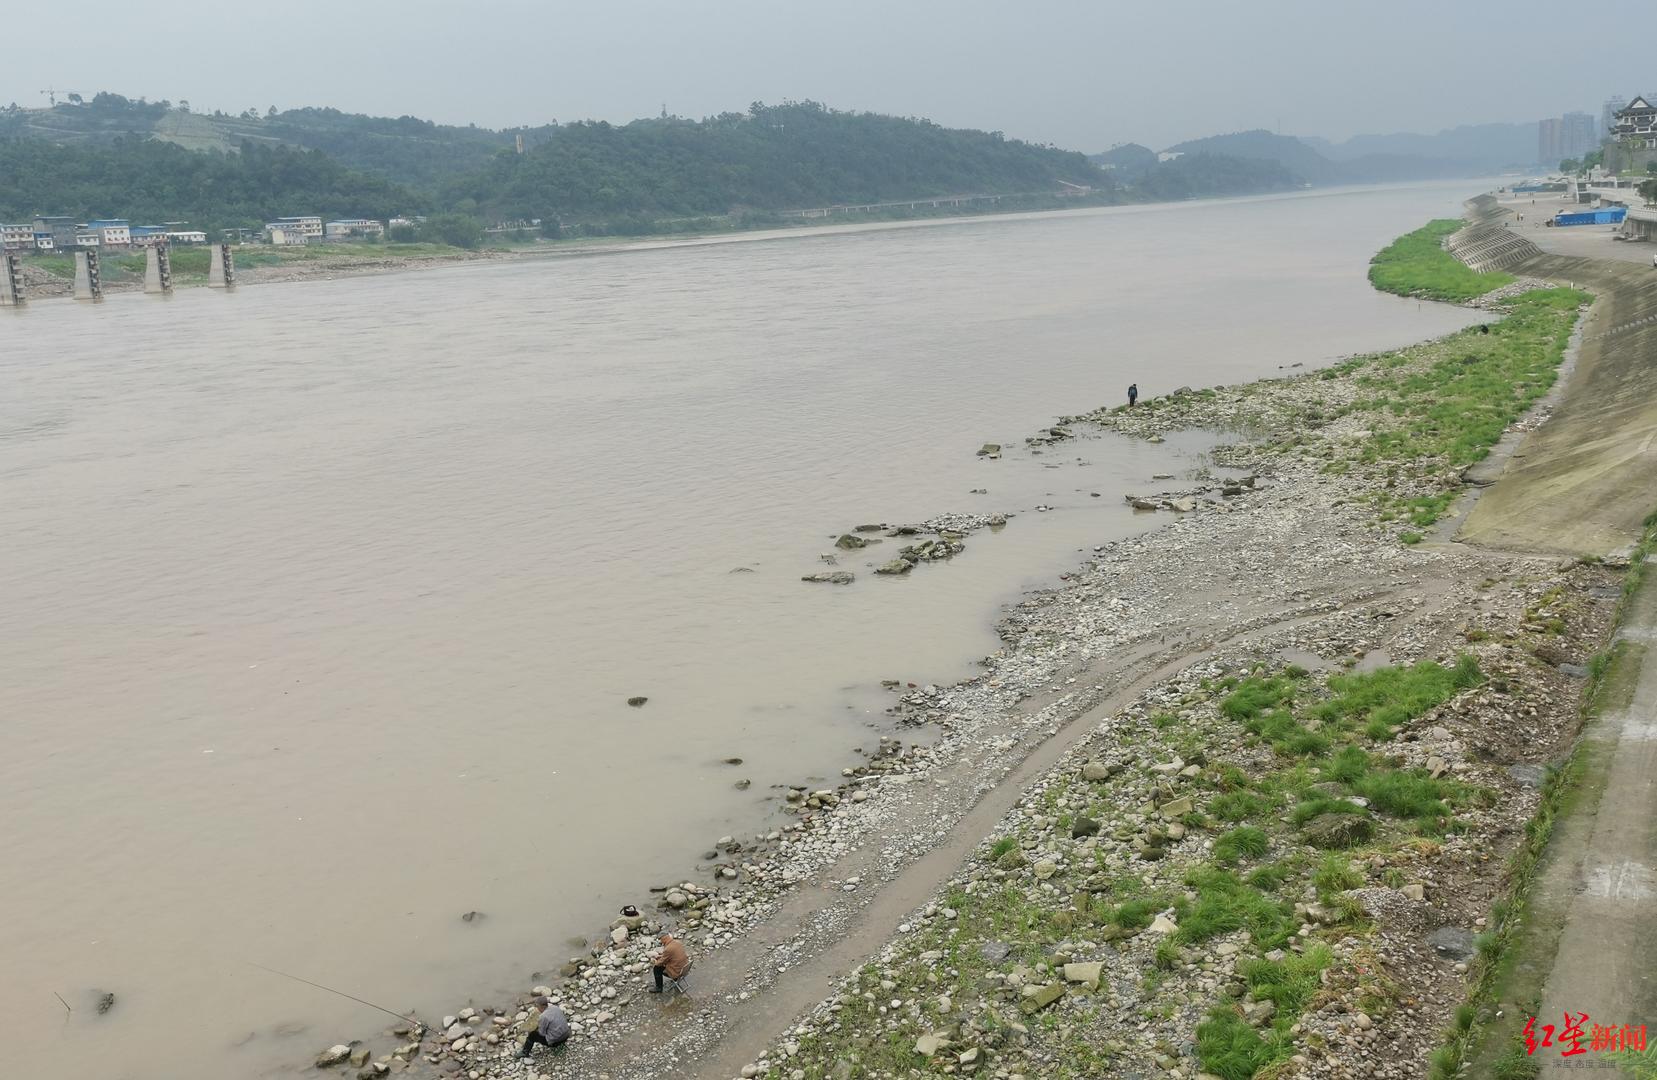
[{"xmin": 308, "ymin": 283, "xmax": 1616, "ymax": 1080}]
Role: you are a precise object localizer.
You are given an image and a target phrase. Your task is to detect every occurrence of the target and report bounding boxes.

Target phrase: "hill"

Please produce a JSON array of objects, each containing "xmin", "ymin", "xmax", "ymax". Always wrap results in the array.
[
  {"xmin": 440, "ymin": 101, "xmax": 1111, "ymax": 223},
  {"xmin": 1091, "ymin": 142, "xmax": 1158, "ymax": 176},
  {"xmin": 0, "ymin": 136, "xmax": 420, "ymax": 232},
  {"xmin": 0, "ymin": 93, "xmax": 528, "ymax": 189},
  {"xmin": 1165, "ymin": 129, "xmax": 1497, "ymax": 186},
  {"xmin": 1163, "ymin": 130, "xmax": 1344, "ymax": 184},
  {"xmin": 1303, "ymin": 122, "xmax": 1537, "ymax": 170}
]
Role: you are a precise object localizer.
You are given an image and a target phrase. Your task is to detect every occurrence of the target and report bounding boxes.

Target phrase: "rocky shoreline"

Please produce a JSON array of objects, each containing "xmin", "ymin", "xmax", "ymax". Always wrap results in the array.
[{"xmin": 306, "ymin": 266, "xmax": 1614, "ymax": 1080}]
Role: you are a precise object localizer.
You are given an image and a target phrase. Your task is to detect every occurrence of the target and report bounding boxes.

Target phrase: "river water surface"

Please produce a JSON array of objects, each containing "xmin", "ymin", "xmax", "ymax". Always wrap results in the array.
[{"xmin": 1, "ymin": 182, "xmax": 1482, "ymax": 1079}]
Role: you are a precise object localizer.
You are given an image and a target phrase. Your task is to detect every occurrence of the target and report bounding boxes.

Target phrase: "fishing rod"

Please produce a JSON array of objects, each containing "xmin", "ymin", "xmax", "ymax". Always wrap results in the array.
[{"xmin": 246, "ymin": 961, "xmax": 421, "ymax": 1028}]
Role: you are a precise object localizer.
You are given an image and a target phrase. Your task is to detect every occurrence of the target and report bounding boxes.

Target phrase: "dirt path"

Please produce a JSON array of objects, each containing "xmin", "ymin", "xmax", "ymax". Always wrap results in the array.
[
  {"xmin": 685, "ymin": 578, "xmax": 1467, "ymax": 1079},
  {"xmin": 572, "ymin": 575, "xmax": 1460, "ymax": 1080},
  {"xmin": 1528, "ymin": 566, "xmax": 1657, "ymax": 1074}
]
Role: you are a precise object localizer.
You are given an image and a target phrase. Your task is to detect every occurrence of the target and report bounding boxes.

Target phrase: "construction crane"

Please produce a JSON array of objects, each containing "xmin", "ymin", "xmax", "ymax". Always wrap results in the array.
[{"xmin": 40, "ymin": 88, "xmax": 84, "ymax": 107}]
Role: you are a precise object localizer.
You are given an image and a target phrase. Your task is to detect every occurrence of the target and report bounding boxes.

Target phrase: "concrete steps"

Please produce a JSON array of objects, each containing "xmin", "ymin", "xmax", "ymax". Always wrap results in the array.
[{"xmin": 1444, "ymin": 223, "xmax": 1540, "ymax": 273}]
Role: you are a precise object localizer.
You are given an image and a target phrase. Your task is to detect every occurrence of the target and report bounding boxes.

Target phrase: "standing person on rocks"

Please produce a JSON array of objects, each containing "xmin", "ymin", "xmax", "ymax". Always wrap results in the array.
[
  {"xmin": 647, "ymin": 931, "xmax": 690, "ymax": 993},
  {"xmin": 1128, "ymin": 383, "xmax": 1139, "ymax": 408},
  {"xmin": 519, "ymin": 995, "xmax": 569, "ymax": 1060}
]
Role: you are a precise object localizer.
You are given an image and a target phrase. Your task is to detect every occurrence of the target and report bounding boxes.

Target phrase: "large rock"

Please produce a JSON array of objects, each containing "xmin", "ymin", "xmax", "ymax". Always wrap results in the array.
[
  {"xmin": 801, "ymin": 571, "xmax": 855, "ymax": 584},
  {"xmin": 1070, "ymin": 816, "xmax": 1101, "ymax": 838},
  {"xmin": 1149, "ymin": 914, "xmax": 1179, "ymax": 935},
  {"xmin": 1301, "ymin": 812, "xmax": 1374, "ymax": 848},
  {"xmin": 1020, "ymin": 983, "xmax": 1066, "ymax": 1013},
  {"xmin": 316, "ymin": 1045, "xmax": 353, "ymax": 1068},
  {"xmin": 977, "ymin": 443, "xmax": 1002, "ymax": 457},
  {"xmin": 1081, "ymin": 760, "xmax": 1119, "ymax": 782},
  {"xmin": 834, "ymin": 534, "xmax": 868, "ymax": 550},
  {"xmin": 1062, "ymin": 962, "xmax": 1103, "ymax": 990},
  {"xmin": 914, "ymin": 1032, "xmax": 948, "ymax": 1057},
  {"xmin": 1032, "ymin": 859, "xmax": 1058, "ymax": 880},
  {"xmin": 875, "ymin": 559, "xmax": 914, "ymax": 576},
  {"xmin": 1428, "ymin": 926, "xmax": 1478, "ymax": 961}
]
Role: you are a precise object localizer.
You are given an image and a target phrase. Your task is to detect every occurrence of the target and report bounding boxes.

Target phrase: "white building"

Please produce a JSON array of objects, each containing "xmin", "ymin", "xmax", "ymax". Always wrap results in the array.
[
  {"xmin": 267, "ymin": 225, "xmax": 309, "ymax": 246},
  {"xmin": 0, "ymin": 223, "xmax": 34, "ymax": 251},
  {"xmin": 269, "ymin": 215, "xmax": 323, "ymax": 240},
  {"xmin": 86, "ymin": 219, "xmax": 132, "ymax": 247},
  {"xmin": 165, "ymin": 230, "xmax": 208, "ymax": 244},
  {"xmin": 323, "ymin": 218, "xmax": 385, "ymax": 240}
]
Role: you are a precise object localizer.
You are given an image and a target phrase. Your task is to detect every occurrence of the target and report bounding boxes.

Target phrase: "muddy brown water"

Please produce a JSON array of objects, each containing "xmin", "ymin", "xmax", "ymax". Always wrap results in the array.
[{"xmin": 0, "ymin": 182, "xmax": 1483, "ymax": 1079}]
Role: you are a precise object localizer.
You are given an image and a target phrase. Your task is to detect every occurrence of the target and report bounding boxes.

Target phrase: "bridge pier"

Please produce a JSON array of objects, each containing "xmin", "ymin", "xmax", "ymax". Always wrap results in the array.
[
  {"xmin": 0, "ymin": 252, "xmax": 24, "ymax": 307},
  {"xmin": 144, "ymin": 245, "xmax": 174, "ymax": 295},
  {"xmin": 207, "ymin": 243, "xmax": 236, "ymax": 289},
  {"xmin": 73, "ymin": 250, "xmax": 103, "ymax": 302}
]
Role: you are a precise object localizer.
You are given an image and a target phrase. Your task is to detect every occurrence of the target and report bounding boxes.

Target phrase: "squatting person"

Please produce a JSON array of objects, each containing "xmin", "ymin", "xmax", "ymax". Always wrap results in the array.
[{"xmin": 520, "ymin": 994, "xmax": 570, "ymax": 1059}]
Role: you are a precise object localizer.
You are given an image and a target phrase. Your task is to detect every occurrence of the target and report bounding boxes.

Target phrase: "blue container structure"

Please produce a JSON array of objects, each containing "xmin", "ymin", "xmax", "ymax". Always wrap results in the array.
[{"xmin": 1553, "ymin": 207, "xmax": 1627, "ymax": 227}]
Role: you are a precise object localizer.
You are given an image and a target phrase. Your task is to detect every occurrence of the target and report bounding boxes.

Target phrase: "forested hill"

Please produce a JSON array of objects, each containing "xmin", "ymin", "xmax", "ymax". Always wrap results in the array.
[
  {"xmin": 0, "ymin": 93, "xmax": 530, "ymax": 189},
  {"xmin": 0, "ymin": 94, "xmax": 1307, "ymax": 237},
  {"xmin": 440, "ymin": 101, "xmax": 1108, "ymax": 221},
  {"xmin": 0, "ymin": 137, "xmax": 419, "ymax": 227}
]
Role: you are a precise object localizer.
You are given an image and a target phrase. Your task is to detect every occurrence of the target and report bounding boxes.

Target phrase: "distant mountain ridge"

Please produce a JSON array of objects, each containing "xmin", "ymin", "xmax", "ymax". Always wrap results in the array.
[{"xmin": 1148, "ymin": 127, "xmax": 1523, "ymax": 187}]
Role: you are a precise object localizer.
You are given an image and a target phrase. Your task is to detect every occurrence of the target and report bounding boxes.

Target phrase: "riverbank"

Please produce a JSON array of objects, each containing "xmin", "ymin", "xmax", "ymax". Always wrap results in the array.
[
  {"xmin": 292, "ymin": 212, "xmax": 1647, "ymax": 1080},
  {"xmin": 3, "ymin": 182, "xmax": 1475, "ymax": 305}
]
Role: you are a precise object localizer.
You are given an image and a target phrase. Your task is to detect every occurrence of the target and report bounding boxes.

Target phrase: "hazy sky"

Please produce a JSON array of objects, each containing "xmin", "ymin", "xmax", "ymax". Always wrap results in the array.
[{"xmin": 5, "ymin": 0, "xmax": 1650, "ymax": 150}]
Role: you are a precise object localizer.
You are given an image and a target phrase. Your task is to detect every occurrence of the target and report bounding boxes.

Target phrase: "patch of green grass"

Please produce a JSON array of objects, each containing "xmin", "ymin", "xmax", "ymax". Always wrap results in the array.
[
  {"xmin": 1491, "ymin": 1044, "xmax": 1541, "ymax": 1080},
  {"xmin": 1176, "ymin": 868, "xmax": 1295, "ymax": 948},
  {"xmin": 1196, "ymin": 1007, "xmax": 1281, "ymax": 1080},
  {"xmin": 1323, "ymin": 657, "xmax": 1481, "ymax": 735},
  {"xmin": 1367, "ymin": 219, "xmax": 1515, "ymax": 302},
  {"xmin": 1214, "ymin": 826, "xmax": 1270, "ymax": 865},
  {"xmin": 1241, "ymin": 943, "xmax": 1332, "ymax": 1015},
  {"xmin": 1327, "ymin": 744, "xmax": 1372, "ymax": 784},
  {"xmin": 1244, "ymin": 861, "xmax": 1294, "ymax": 892},
  {"xmin": 1197, "ymin": 945, "xmax": 1332, "ymax": 1080},
  {"xmin": 1243, "ymin": 709, "xmax": 1331, "ymax": 757},
  {"xmin": 1211, "ymin": 790, "xmax": 1273, "ymax": 822},
  {"xmin": 1401, "ymin": 530, "xmax": 1424, "ymax": 545},
  {"xmin": 1109, "ymin": 894, "xmax": 1171, "ymax": 931},
  {"xmin": 987, "ymin": 836, "xmax": 1017, "ymax": 861},
  {"xmin": 1353, "ymin": 768, "xmax": 1451, "ymax": 822},
  {"xmin": 1220, "ymin": 676, "xmax": 1297, "ymax": 721},
  {"xmin": 1312, "ymin": 853, "xmax": 1363, "ymax": 895}
]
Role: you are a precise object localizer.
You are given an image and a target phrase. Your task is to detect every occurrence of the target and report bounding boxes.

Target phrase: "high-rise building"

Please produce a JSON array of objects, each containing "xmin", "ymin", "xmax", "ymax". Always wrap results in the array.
[
  {"xmin": 1561, "ymin": 112, "xmax": 1597, "ymax": 159},
  {"xmin": 1603, "ymin": 97, "xmax": 1625, "ymax": 137},
  {"xmin": 1538, "ymin": 117, "xmax": 1563, "ymax": 165}
]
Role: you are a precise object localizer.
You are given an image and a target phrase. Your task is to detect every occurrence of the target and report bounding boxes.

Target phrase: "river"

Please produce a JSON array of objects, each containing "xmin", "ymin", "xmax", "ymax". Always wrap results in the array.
[{"xmin": 0, "ymin": 182, "xmax": 1483, "ymax": 1079}]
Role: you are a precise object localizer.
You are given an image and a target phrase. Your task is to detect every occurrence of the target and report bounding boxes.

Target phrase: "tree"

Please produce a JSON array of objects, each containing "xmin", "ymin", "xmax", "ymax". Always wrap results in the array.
[
  {"xmin": 67, "ymin": 93, "xmax": 83, "ymax": 105},
  {"xmin": 418, "ymin": 212, "xmax": 484, "ymax": 249},
  {"xmin": 1559, "ymin": 158, "xmax": 1579, "ymax": 175}
]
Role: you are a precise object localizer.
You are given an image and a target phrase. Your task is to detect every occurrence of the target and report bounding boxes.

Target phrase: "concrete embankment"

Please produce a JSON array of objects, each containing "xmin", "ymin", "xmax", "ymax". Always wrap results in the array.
[{"xmin": 1457, "ymin": 252, "xmax": 1657, "ymax": 556}]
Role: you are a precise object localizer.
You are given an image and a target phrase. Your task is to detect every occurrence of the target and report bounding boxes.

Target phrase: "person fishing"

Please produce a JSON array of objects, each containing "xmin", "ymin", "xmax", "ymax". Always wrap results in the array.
[
  {"xmin": 520, "ymin": 994, "xmax": 570, "ymax": 1059},
  {"xmin": 647, "ymin": 932, "xmax": 691, "ymax": 992},
  {"xmin": 1127, "ymin": 383, "xmax": 1139, "ymax": 408}
]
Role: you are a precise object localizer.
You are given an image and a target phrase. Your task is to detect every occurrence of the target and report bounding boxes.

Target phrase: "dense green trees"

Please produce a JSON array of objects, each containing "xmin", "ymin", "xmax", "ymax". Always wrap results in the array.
[
  {"xmin": 0, "ymin": 95, "xmax": 1319, "ymax": 241},
  {"xmin": 0, "ymin": 137, "xmax": 421, "ymax": 234},
  {"xmin": 442, "ymin": 101, "xmax": 1110, "ymax": 222}
]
